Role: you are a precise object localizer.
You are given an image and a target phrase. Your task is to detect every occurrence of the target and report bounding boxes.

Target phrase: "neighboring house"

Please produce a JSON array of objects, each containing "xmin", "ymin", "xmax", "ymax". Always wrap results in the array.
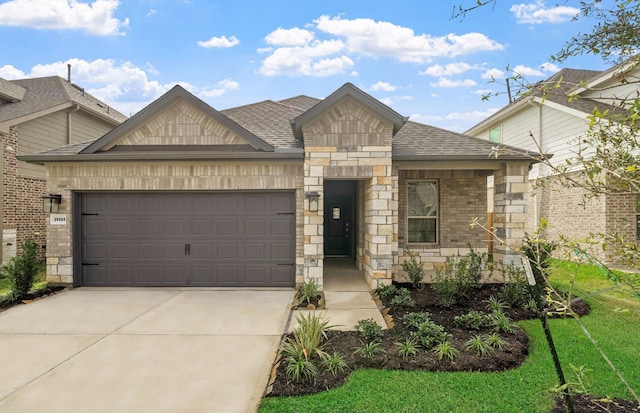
[
  {"xmin": 22, "ymin": 83, "xmax": 536, "ymax": 289},
  {"xmin": 0, "ymin": 76, "xmax": 126, "ymax": 263},
  {"xmin": 466, "ymin": 58, "xmax": 640, "ymax": 262}
]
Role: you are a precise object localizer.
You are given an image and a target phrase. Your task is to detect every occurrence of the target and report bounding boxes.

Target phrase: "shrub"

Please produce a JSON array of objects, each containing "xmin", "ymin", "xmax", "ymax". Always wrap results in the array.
[
  {"xmin": 453, "ymin": 310, "xmax": 493, "ymax": 330},
  {"xmin": 352, "ymin": 340, "xmax": 386, "ymax": 360},
  {"xmin": 432, "ymin": 340, "xmax": 459, "ymax": 362},
  {"xmin": 464, "ymin": 334, "xmax": 494, "ymax": 357},
  {"xmin": 297, "ymin": 279, "xmax": 321, "ymax": 306},
  {"xmin": 432, "ymin": 248, "xmax": 488, "ymax": 307},
  {"xmin": 395, "ymin": 338, "xmax": 419, "ymax": 360},
  {"xmin": 402, "ymin": 312, "xmax": 431, "ymax": 329},
  {"xmin": 499, "ymin": 264, "xmax": 530, "ymax": 308},
  {"xmin": 281, "ymin": 313, "xmax": 333, "ymax": 382},
  {"xmin": 412, "ymin": 320, "xmax": 450, "ymax": 350},
  {"xmin": 390, "ymin": 288, "xmax": 416, "ymax": 308},
  {"xmin": 401, "ymin": 250, "xmax": 425, "ymax": 288},
  {"xmin": 354, "ymin": 319, "xmax": 384, "ymax": 343},
  {"xmin": 375, "ymin": 283, "xmax": 397, "ymax": 299},
  {"xmin": 491, "ymin": 309, "xmax": 516, "ymax": 334},
  {"xmin": 320, "ymin": 352, "xmax": 348, "ymax": 376},
  {"xmin": 2, "ymin": 239, "xmax": 40, "ymax": 300},
  {"xmin": 485, "ymin": 295, "xmax": 507, "ymax": 313}
]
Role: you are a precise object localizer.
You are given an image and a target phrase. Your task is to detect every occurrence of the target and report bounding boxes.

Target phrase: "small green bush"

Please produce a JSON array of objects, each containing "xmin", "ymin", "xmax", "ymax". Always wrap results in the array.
[
  {"xmin": 464, "ymin": 334, "xmax": 494, "ymax": 357},
  {"xmin": 485, "ymin": 295, "xmax": 507, "ymax": 313},
  {"xmin": 352, "ymin": 340, "xmax": 386, "ymax": 360},
  {"xmin": 453, "ymin": 310, "xmax": 494, "ymax": 330},
  {"xmin": 432, "ymin": 268, "xmax": 458, "ymax": 307},
  {"xmin": 411, "ymin": 320, "xmax": 450, "ymax": 350},
  {"xmin": 402, "ymin": 312, "xmax": 431, "ymax": 329},
  {"xmin": 401, "ymin": 250, "xmax": 425, "ymax": 288},
  {"xmin": 297, "ymin": 279, "xmax": 321, "ymax": 306},
  {"xmin": 390, "ymin": 288, "xmax": 416, "ymax": 308},
  {"xmin": 354, "ymin": 319, "xmax": 384, "ymax": 343},
  {"xmin": 484, "ymin": 332, "xmax": 507, "ymax": 350},
  {"xmin": 395, "ymin": 338, "xmax": 419, "ymax": 360},
  {"xmin": 375, "ymin": 283, "xmax": 397, "ymax": 299},
  {"xmin": 499, "ymin": 264, "xmax": 530, "ymax": 308},
  {"xmin": 281, "ymin": 313, "xmax": 333, "ymax": 382},
  {"xmin": 320, "ymin": 352, "xmax": 348, "ymax": 376},
  {"xmin": 491, "ymin": 309, "xmax": 516, "ymax": 334},
  {"xmin": 2, "ymin": 239, "xmax": 40, "ymax": 300},
  {"xmin": 432, "ymin": 340, "xmax": 459, "ymax": 362},
  {"xmin": 432, "ymin": 247, "xmax": 488, "ymax": 307}
]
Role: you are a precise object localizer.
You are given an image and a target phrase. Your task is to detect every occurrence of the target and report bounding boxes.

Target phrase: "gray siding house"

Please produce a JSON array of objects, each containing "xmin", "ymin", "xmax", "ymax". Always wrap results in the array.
[
  {"xmin": 23, "ymin": 83, "xmax": 535, "ymax": 289},
  {"xmin": 0, "ymin": 76, "xmax": 126, "ymax": 263}
]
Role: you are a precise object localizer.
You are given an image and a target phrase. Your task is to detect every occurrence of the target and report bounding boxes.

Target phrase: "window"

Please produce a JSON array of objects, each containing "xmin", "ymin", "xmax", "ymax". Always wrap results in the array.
[
  {"xmin": 407, "ymin": 181, "xmax": 438, "ymax": 243},
  {"xmin": 636, "ymin": 195, "xmax": 640, "ymax": 239},
  {"xmin": 489, "ymin": 126, "xmax": 501, "ymax": 143}
]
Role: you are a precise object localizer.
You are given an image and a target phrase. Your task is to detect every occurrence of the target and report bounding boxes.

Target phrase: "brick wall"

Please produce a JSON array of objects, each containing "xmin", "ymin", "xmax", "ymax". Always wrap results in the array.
[{"xmin": 395, "ymin": 169, "xmax": 489, "ymax": 281}]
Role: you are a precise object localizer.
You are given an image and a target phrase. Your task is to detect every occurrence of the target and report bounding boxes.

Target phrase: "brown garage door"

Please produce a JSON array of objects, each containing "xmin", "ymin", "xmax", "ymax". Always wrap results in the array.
[{"xmin": 81, "ymin": 192, "xmax": 295, "ymax": 287}]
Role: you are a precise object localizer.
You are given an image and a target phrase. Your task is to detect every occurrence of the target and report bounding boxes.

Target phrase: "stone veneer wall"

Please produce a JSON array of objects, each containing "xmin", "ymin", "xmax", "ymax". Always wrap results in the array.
[
  {"xmin": 44, "ymin": 161, "xmax": 303, "ymax": 284},
  {"xmin": 302, "ymin": 96, "xmax": 397, "ymax": 289},
  {"xmin": 2, "ymin": 125, "xmax": 46, "ymax": 263},
  {"xmin": 395, "ymin": 169, "xmax": 489, "ymax": 282}
]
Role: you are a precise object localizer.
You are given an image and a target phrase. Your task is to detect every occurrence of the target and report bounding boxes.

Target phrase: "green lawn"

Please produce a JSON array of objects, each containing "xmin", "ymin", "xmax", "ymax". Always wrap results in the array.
[{"xmin": 259, "ymin": 261, "xmax": 640, "ymax": 413}]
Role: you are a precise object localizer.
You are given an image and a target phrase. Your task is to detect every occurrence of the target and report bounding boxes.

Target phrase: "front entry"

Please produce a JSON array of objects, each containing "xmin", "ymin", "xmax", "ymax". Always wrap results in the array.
[{"xmin": 324, "ymin": 181, "xmax": 356, "ymax": 257}]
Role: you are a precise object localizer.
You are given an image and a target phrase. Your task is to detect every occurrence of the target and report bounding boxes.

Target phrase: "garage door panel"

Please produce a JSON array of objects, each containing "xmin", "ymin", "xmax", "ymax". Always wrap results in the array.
[{"xmin": 81, "ymin": 192, "xmax": 295, "ymax": 287}]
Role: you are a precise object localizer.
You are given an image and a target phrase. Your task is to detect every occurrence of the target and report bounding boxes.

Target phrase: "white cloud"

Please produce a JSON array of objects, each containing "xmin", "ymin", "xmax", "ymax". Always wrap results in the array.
[
  {"xmin": 0, "ymin": 65, "xmax": 27, "ymax": 78},
  {"xmin": 379, "ymin": 97, "xmax": 393, "ymax": 106},
  {"xmin": 429, "ymin": 78, "xmax": 477, "ymax": 88},
  {"xmin": 4, "ymin": 58, "xmax": 237, "ymax": 116},
  {"xmin": 421, "ymin": 62, "xmax": 475, "ymax": 77},
  {"xmin": 146, "ymin": 9, "xmax": 156, "ymax": 17},
  {"xmin": 541, "ymin": 62, "xmax": 560, "ymax": 73},
  {"xmin": 512, "ymin": 64, "xmax": 545, "ymax": 77},
  {"xmin": 259, "ymin": 39, "xmax": 351, "ymax": 77},
  {"xmin": 197, "ymin": 35, "xmax": 239, "ymax": 48},
  {"xmin": 369, "ymin": 81, "xmax": 397, "ymax": 92},
  {"xmin": 200, "ymin": 78, "xmax": 240, "ymax": 98},
  {"xmin": 314, "ymin": 15, "xmax": 504, "ymax": 62},
  {"xmin": 481, "ymin": 68, "xmax": 505, "ymax": 80},
  {"xmin": 0, "ymin": 0, "xmax": 128, "ymax": 36},
  {"xmin": 265, "ymin": 27, "xmax": 314, "ymax": 46},
  {"xmin": 474, "ymin": 88, "xmax": 495, "ymax": 95},
  {"xmin": 410, "ymin": 107, "xmax": 501, "ymax": 132},
  {"xmin": 511, "ymin": 1, "xmax": 579, "ymax": 24}
]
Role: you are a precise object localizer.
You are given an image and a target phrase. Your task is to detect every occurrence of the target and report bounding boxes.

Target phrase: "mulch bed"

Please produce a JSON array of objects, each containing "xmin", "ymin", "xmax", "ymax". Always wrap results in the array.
[
  {"xmin": 0, "ymin": 285, "xmax": 66, "ymax": 313},
  {"xmin": 552, "ymin": 394, "xmax": 640, "ymax": 413},
  {"xmin": 267, "ymin": 282, "xmax": 599, "ymax": 402}
]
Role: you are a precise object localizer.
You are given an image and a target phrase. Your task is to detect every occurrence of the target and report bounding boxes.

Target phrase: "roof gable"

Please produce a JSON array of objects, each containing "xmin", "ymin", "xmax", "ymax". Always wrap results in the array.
[
  {"xmin": 291, "ymin": 83, "xmax": 407, "ymax": 140},
  {"xmin": 82, "ymin": 85, "xmax": 273, "ymax": 154},
  {"xmin": 0, "ymin": 78, "xmax": 26, "ymax": 102}
]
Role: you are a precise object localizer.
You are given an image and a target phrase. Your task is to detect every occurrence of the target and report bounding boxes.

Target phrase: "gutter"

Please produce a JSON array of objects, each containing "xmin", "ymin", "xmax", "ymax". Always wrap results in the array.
[{"xmin": 18, "ymin": 151, "xmax": 304, "ymax": 165}]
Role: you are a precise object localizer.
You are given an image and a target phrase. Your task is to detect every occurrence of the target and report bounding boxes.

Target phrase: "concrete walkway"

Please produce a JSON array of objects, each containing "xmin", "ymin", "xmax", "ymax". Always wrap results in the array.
[
  {"xmin": 0, "ymin": 288, "xmax": 294, "ymax": 413},
  {"xmin": 289, "ymin": 259, "xmax": 387, "ymax": 332}
]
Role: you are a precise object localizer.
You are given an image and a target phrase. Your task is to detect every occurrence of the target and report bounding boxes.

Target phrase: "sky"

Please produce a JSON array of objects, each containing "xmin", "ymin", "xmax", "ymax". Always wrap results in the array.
[{"xmin": 0, "ymin": 0, "xmax": 613, "ymax": 132}]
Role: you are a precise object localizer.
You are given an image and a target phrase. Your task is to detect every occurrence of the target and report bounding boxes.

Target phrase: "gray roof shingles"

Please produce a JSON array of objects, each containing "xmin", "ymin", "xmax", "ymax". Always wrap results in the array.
[
  {"xmin": 0, "ymin": 76, "xmax": 127, "ymax": 124},
  {"xmin": 22, "ymin": 85, "xmax": 536, "ymax": 162}
]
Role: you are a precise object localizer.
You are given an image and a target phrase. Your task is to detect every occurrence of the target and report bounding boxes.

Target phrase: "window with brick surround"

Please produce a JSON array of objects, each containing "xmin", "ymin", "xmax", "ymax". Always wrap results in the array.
[
  {"xmin": 407, "ymin": 181, "xmax": 438, "ymax": 243},
  {"xmin": 636, "ymin": 194, "xmax": 640, "ymax": 240}
]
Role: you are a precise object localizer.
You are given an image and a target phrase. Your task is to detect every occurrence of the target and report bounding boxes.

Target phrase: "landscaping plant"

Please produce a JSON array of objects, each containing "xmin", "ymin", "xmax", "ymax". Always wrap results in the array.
[
  {"xmin": 352, "ymin": 340, "xmax": 386, "ymax": 360},
  {"xmin": 297, "ymin": 278, "xmax": 321, "ymax": 307},
  {"xmin": 354, "ymin": 319, "xmax": 383, "ymax": 344},
  {"xmin": 432, "ymin": 340, "xmax": 459, "ymax": 362},
  {"xmin": 401, "ymin": 250, "xmax": 425, "ymax": 288},
  {"xmin": 394, "ymin": 338, "xmax": 419, "ymax": 360},
  {"xmin": 2, "ymin": 239, "xmax": 40, "ymax": 300},
  {"xmin": 281, "ymin": 313, "xmax": 333, "ymax": 382},
  {"xmin": 320, "ymin": 352, "xmax": 348, "ymax": 376},
  {"xmin": 411, "ymin": 319, "xmax": 450, "ymax": 350},
  {"xmin": 374, "ymin": 283, "xmax": 397, "ymax": 299},
  {"xmin": 390, "ymin": 287, "xmax": 415, "ymax": 308},
  {"xmin": 401, "ymin": 312, "xmax": 431, "ymax": 329},
  {"xmin": 464, "ymin": 334, "xmax": 494, "ymax": 357}
]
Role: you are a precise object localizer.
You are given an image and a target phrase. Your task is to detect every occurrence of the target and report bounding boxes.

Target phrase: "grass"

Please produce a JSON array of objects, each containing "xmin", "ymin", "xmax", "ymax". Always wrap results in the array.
[{"xmin": 259, "ymin": 260, "xmax": 640, "ymax": 413}]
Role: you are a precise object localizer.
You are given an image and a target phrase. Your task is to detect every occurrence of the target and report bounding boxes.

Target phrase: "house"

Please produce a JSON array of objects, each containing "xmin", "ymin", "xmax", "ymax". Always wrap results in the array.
[
  {"xmin": 0, "ymin": 75, "xmax": 127, "ymax": 263},
  {"xmin": 466, "ymin": 58, "xmax": 640, "ymax": 262},
  {"xmin": 21, "ymin": 83, "xmax": 536, "ymax": 289}
]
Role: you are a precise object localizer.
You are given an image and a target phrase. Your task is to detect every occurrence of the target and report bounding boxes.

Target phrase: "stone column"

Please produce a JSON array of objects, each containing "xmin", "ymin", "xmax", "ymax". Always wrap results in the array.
[{"xmin": 493, "ymin": 162, "xmax": 529, "ymax": 267}]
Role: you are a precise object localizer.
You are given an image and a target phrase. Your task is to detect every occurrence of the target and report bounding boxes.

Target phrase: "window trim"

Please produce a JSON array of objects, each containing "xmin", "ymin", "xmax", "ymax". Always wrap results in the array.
[{"xmin": 406, "ymin": 179, "xmax": 439, "ymax": 245}]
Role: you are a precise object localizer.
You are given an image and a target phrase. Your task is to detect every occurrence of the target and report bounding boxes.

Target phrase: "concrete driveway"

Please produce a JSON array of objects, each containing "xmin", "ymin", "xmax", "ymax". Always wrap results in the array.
[{"xmin": 0, "ymin": 288, "xmax": 294, "ymax": 413}]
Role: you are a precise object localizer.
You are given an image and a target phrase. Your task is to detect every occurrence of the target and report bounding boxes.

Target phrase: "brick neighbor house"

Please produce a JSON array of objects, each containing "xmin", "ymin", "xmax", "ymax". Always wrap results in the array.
[
  {"xmin": 466, "ymin": 57, "xmax": 640, "ymax": 263},
  {"xmin": 22, "ymin": 83, "xmax": 537, "ymax": 289},
  {"xmin": 0, "ymin": 76, "xmax": 126, "ymax": 263}
]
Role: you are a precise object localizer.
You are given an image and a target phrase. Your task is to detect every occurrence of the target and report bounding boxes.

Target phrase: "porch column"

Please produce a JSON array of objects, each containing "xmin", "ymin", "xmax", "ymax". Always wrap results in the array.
[
  {"xmin": 303, "ymin": 152, "xmax": 326, "ymax": 288},
  {"xmin": 363, "ymin": 164, "xmax": 397, "ymax": 289},
  {"xmin": 493, "ymin": 162, "xmax": 529, "ymax": 266}
]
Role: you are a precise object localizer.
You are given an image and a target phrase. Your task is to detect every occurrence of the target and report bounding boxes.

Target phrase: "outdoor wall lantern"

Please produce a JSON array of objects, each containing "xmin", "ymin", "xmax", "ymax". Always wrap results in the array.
[
  {"xmin": 306, "ymin": 191, "xmax": 320, "ymax": 212},
  {"xmin": 41, "ymin": 194, "xmax": 62, "ymax": 213}
]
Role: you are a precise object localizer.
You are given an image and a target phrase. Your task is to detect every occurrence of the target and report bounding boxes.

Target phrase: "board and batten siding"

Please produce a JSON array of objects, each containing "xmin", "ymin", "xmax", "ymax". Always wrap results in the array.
[{"xmin": 17, "ymin": 111, "xmax": 116, "ymax": 178}]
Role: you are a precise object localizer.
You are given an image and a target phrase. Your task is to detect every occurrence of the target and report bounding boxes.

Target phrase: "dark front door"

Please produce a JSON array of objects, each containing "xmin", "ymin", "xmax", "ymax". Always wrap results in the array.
[{"xmin": 324, "ymin": 181, "xmax": 356, "ymax": 257}]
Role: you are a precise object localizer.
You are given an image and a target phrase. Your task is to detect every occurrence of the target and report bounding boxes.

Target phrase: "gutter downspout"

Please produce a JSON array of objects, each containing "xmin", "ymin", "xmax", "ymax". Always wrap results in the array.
[
  {"xmin": 528, "ymin": 99, "xmax": 543, "ymax": 225},
  {"xmin": 67, "ymin": 104, "xmax": 80, "ymax": 145}
]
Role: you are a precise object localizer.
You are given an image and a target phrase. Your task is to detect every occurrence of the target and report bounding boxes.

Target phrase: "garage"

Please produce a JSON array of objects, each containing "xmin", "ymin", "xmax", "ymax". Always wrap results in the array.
[{"xmin": 80, "ymin": 191, "xmax": 295, "ymax": 287}]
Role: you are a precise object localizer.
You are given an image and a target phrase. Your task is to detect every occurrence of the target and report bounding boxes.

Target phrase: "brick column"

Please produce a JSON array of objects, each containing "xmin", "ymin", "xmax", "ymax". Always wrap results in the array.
[{"xmin": 493, "ymin": 162, "xmax": 529, "ymax": 266}]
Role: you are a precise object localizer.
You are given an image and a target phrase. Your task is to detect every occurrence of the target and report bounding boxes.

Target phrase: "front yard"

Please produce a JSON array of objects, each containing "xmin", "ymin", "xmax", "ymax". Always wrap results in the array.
[{"xmin": 259, "ymin": 261, "xmax": 640, "ymax": 412}]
